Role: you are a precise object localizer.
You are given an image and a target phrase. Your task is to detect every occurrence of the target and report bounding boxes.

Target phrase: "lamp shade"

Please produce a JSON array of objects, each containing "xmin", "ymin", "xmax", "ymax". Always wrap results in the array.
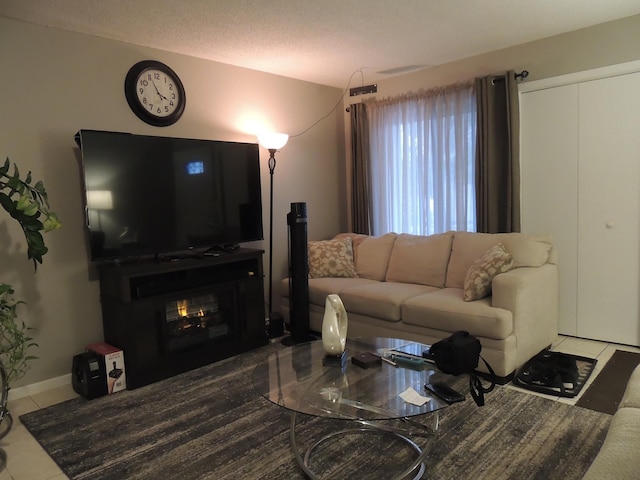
[{"xmin": 258, "ymin": 132, "xmax": 289, "ymax": 150}]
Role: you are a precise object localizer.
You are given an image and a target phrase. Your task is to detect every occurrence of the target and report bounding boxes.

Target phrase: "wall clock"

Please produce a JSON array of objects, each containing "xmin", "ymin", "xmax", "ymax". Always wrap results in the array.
[{"xmin": 124, "ymin": 60, "xmax": 186, "ymax": 127}]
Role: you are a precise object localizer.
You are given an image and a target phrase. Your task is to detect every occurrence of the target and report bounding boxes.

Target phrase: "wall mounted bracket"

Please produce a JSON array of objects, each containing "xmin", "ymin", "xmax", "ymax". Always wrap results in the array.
[{"xmin": 350, "ymin": 84, "xmax": 377, "ymax": 96}]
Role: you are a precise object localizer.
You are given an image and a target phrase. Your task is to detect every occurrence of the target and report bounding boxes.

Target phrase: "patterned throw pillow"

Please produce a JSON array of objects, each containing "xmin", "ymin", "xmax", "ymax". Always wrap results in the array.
[
  {"xmin": 308, "ymin": 237, "xmax": 358, "ymax": 278},
  {"xmin": 463, "ymin": 243, "xmax": 514, "ymax": 301}
]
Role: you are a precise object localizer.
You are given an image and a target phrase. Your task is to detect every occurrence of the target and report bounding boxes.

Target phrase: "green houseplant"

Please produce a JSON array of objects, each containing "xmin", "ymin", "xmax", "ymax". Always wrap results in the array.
[{"xmin": 0, "ymin": 158, "xmax": 61, "ymax": 386}]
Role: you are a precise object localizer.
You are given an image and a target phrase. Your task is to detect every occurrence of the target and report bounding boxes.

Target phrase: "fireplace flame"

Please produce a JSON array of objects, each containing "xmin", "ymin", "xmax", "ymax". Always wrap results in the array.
[{"xmin": 177, "ymin": 300, "xmax": 188, "ymax": 318}]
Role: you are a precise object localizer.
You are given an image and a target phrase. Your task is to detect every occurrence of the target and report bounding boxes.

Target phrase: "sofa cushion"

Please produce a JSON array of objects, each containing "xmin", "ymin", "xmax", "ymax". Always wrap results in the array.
[
  {"xmin": 334, "ymin": 233, "xmax": 397, "ymax": 280},
  {"xmin": 402, "ymin": 288, "xmax": 513, "ymax": 340},
  {"xmin": 339, "ymin": 282, "xmax": 438, "ymax": 322},
  {"xmin": 354, "ymin": 233, "xmax": 397, "ymax": 281},
  {"xmin": 308, "ymin": 237, "xmax": 358, "ymax": 278},
  {"xmin": 446, "ymin": 232, "xmax": 553, "ymax": 288},
  {"xmin": 463, "ymin": 243, "xmax": 514, "ymax": 301},
  {"xmin": 385, "ymin": 232, "xmax": 453, "ymax": 288},
  {"xmin": 300, "ymin": 277, "xmax": 379, "ymax": 306}
]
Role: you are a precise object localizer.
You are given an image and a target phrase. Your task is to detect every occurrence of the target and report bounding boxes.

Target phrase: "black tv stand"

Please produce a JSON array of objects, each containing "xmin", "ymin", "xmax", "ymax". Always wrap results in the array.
[
  {"xmin": 154, "ymin": 246, "xmax": 237, "ymax": 262},
  {"xmin": 155, "ymin": 251, "xmax": 205, "ymax": 262},
  {"xmin": 97, "ymin": 247, "xmax": 267, "ymax": 388},
  {"xmin": 205, "ymin": 243, "xmax": 240, "ymax": 254}
]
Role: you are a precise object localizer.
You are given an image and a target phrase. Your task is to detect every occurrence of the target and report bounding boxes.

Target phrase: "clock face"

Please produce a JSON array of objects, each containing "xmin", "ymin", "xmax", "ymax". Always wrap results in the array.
[
  {"xmin": 125, "ymin": 60, "xmax": 186, "ymax": 126},
  {"xmin": 135, "ymin": 67, "xmax": 181, "ymax": 117}
]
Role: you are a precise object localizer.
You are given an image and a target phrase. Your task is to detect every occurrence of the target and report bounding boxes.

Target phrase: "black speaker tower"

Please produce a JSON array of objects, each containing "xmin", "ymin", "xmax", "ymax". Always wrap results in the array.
[{"xmin": 283, "ymin": 202, "xmax": 313, "ymax": 344}]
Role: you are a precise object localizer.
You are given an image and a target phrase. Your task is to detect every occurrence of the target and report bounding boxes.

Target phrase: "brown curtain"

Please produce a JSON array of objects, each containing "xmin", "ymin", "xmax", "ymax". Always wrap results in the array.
[
  {"xmin": 350, "ymin": 103, "xmax": 372, "ymax": 234},
  {"xmin": 475, "ymin": 71, "xmax": 521, "ymax": 233}
]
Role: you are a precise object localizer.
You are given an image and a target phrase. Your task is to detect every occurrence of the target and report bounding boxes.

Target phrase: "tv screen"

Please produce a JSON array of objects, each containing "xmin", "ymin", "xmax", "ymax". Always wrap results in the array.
[{"xmin": 76, "ymin": 130, "xmax": 263, "ymax": 261}]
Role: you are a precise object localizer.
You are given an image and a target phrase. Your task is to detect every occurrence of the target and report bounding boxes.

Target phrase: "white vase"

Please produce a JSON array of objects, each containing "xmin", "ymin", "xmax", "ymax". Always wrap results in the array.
[{"xmin": 321, "ymin": 294, "xmax": 348, "ymax": 356}]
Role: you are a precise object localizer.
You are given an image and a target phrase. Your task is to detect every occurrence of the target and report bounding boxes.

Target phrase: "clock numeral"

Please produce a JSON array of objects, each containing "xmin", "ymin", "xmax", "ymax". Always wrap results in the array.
[
  {"xmin": 139, "ymin": 87, "xmax": 145, "ymax": 95},
  {"xmin": 164, "ymin": 106, "xmax": 169, "ymax": 113},
  {"xmin": 148, "ymin": 103, "xmax": 154, "ymax": 111},
  {"xmin": 142, "ymin": 97, "xmax": 147, "ymax": 105},
  {"xmin": 170, "ymin": 101, "xmax": 174, "ymax": 107},
  {"xmin": 140, "ymin": 79, "xmax": 148, "ymax": 87},
  {"xmin": 156, "ymin": 107, "xmax": 162, "ymax": 114},
  {"xmin": 169, "ymin": 84, "xmax": 174, "ymax": 91},
  {"xmin": 171, "ymin": 92, "xmax": 176, "ymax": 100}
]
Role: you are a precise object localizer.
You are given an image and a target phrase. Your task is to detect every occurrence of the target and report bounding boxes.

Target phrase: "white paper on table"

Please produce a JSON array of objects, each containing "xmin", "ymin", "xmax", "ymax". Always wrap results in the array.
[{"xmin": 399, "ymin": 387, "xmax": 431, "ymax": 406}]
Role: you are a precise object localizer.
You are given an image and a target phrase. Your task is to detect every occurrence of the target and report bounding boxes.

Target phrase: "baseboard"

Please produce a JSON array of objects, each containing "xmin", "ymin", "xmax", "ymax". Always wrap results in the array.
[{"xmin": 10, "ymin": 374, "xmax": 72, "ymax": 401}]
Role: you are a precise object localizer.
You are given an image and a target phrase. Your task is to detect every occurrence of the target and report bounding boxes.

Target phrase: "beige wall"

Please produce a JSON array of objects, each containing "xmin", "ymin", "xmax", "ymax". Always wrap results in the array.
[
  {"xmin": 370, "ymin": 14, "xmax": 640, "ymax": 96},
  {"xmin": 0, "ymin": 17, "xmax": 345, "ymax": 388}
]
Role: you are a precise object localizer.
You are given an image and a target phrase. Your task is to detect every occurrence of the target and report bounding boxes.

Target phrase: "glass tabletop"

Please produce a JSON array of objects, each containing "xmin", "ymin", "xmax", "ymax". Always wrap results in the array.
[{"xmin": 252, "ymin": 337, "xmax": 462, "ymax": 421}]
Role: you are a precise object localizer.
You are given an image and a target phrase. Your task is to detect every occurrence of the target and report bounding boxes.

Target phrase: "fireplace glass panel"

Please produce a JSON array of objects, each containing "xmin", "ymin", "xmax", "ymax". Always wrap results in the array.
[{"xmin": 165, "ymin": 291, "xmax": 234, "ymax": 352}]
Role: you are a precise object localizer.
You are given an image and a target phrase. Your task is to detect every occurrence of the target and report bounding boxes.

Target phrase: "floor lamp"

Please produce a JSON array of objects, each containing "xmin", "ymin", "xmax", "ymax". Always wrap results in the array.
[{"xmin": 258, "ymin": 132, "xmax": 289, "ymax": 338}]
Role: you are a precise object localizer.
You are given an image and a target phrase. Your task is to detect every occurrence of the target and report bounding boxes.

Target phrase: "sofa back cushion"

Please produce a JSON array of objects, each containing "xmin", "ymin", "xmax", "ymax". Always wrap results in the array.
[
  {"xmin": 385, "ymin": 232, "xmax": 453, "ymax": 287},
  {"xmin": 334, "ymin": 232, "xmax": 397, "ymax": 281},
  {"xmin": 355, "ymin": 233, "xmax": 398, "ymax": 281},
  {"xmin": 446, "ymin": 231, "xmax": 553, "ymax": 288}
]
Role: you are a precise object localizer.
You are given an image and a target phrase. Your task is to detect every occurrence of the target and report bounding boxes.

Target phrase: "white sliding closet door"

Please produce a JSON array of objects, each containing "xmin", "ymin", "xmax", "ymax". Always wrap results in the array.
[
  {"xmin": 520, "ymin": 85, "xmax": 579, "ymax": 336},
  {"xmin": 520, "ymin": 65, "xmax": 640, "ymax": 346},
  {"xmin": 577, "ymin": 72, "xmax": 640, "ymax": 344}
]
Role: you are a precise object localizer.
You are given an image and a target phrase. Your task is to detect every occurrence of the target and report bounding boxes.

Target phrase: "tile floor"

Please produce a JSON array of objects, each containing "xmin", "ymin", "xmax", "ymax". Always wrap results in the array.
[
  {"xmin": 2, "ymin": 335, "xmax": 639, "ymax": 479},
  {"xmin": 508, "ymin": 335, "xmax": 640, "ymax": 406}
]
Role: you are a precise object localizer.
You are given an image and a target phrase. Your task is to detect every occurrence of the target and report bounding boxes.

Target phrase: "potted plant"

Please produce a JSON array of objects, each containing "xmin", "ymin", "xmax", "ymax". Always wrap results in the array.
[{"xmin": 0, "ymin": 158, "xmax": 61, "ymax": 436}]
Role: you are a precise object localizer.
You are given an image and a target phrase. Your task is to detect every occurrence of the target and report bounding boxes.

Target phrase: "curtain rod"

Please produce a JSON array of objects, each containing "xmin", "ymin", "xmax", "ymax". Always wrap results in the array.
[{"xmin": 492, "ymin": 70, "xmax": 529, "ymax": 84}]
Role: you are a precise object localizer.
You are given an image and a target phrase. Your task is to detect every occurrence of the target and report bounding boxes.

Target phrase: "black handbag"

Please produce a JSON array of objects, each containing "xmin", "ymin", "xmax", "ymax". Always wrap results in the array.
[{"xmin": 426, "ymin": 331, "xmax": 496, "ymax": 406}]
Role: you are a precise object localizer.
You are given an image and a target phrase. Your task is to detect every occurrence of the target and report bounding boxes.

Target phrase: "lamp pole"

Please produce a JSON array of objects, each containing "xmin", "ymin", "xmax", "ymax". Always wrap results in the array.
[
  {"xmin": 267, "ymin": 148, "xmax": 277, "ymax": 320},
  {"xmin": 258, "ymin": 132, "xmax": 289, "ymax": 336}
]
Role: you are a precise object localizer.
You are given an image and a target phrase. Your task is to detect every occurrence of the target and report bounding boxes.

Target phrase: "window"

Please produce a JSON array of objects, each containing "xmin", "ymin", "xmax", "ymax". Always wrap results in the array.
[{"xmin": 366, "ymin": 84, "xmax": 476, "ymax": 235}]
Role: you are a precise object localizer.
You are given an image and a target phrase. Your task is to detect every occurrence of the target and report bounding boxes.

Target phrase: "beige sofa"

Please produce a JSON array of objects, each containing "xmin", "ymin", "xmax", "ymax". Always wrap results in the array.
[
  {"xmin": 281, "ymin": 231, "xmax": 558, "ymax": 381},
  {"xmin": 583, "ymin": 364, "xmax": 640, "ymax": 479}
]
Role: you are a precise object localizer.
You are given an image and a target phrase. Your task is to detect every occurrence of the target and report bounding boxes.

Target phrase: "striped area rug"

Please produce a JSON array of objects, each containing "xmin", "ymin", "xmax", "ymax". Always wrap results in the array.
[{"xmin": 20, "ymin": 342, "xmax": 611, "ymax": 480}]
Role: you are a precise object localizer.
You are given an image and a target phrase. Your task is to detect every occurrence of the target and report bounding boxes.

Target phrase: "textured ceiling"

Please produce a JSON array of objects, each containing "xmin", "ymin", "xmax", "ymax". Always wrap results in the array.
[{"xmin": 2, "ymin": 0, "xmax": 640, "ymax": 88}]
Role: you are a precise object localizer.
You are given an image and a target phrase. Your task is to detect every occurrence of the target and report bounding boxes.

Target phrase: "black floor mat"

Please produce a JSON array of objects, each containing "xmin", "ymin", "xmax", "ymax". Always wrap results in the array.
[
  {"xmin": 512, "ymin": 349, "xmax": 597, "ymax": 398},
  {"xmin": 576, "ymin": 350, "xmax": 640, "ymax": 414}
]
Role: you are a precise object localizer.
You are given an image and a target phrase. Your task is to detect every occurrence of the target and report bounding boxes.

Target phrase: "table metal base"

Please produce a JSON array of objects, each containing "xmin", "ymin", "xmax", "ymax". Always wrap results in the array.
[{"xmin": 290, "ymin": 412, "xmax": 439, "ymax": 480}]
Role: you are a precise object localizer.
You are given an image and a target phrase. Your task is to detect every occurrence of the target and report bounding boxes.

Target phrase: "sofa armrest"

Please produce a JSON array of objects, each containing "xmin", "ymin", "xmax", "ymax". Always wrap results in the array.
[
  {"xmin": 582, "ymin": 407, "xmax": 640, "ymax": 480},
  {"xmin": 620, "ymin": 365, "xmax": 640, "ymax": 409},
  {"xmin": 491, "ymin": 263, "xmax": 559, "ymax": 366}
]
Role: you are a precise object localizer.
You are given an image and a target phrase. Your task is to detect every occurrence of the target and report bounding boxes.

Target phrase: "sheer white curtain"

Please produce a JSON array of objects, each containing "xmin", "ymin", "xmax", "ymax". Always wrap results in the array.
[{"xmin": 366, "ymin": 83, "xmax": 476, "ymax": 236}]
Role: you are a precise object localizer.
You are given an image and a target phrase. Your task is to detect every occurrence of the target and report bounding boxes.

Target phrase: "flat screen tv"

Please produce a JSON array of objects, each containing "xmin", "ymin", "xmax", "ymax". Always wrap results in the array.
[{"xmin": 76, "ymin": 130, "xmax": 263, "ymax": 262}]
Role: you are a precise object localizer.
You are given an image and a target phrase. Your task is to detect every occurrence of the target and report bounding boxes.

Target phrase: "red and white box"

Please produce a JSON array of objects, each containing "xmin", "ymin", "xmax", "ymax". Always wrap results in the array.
[{"xmin": 86, "ymin": 342, "xmax": 127, "ymax": 393}]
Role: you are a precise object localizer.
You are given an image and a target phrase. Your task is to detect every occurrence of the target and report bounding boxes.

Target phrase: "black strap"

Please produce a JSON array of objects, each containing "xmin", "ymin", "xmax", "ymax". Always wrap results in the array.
[{"xmin": 469, "ymin": 356, "xmax": 496, "ymax": 407}]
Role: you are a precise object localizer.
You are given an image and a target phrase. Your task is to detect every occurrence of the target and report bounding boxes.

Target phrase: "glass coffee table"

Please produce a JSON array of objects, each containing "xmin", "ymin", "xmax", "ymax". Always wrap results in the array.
[{"xmin": 252, "ymin": 337, "xmax": 465, "ymax": 480}]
